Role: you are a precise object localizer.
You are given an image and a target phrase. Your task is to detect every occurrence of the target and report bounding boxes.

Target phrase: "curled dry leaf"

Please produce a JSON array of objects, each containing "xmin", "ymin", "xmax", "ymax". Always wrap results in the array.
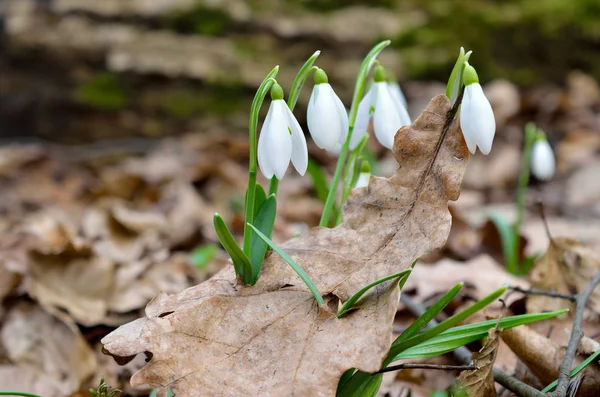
[
  {"xmin": 527, "ymin": 238, "xmax": 600, "ymax": 320},
  {"xmin": 101, "ymin": 95, "xmax": 469, "ymax": 396},
  {"xmin": 0, "ymin": 302, "xmax": 97, "ymax": 397},
  {"xmin": 457, "ymin": 328, "xmax": 500, "ymax": 397}
]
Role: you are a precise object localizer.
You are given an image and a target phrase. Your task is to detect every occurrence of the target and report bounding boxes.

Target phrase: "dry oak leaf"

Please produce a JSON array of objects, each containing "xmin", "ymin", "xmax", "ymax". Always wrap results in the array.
[
  {"xmin": 527, "ymin": 238, "xmax": 600, "ymax": 320},
  {"xmin": 457, "ymin": 328, "xmax": 499, "ymax": 397},
  {"xmin": 101, "ymin": 95, "xmax": 468, "ymax": 396}
]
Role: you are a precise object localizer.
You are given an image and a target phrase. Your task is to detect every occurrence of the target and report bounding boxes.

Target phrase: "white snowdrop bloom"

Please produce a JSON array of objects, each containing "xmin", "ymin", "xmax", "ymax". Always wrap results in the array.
[
  {"xmin": 257, "ymin": 84, "xmax": 308, "ymax": 180},
  {"xmin": 388, "ymin": 81, "xmax": 408, "ymax": 110},
  {"xmin": 531, "ymin": 138, "xmax": 555, "ymax": 181},
  {"xmin": 354, "ymin": 172, "xmax": 371, "ymax": 188},
  {"xmin": 307, "ymin": 69, "xmax": 349, "ymax": 151},
  {"xmin": 352, "ymin": 66, "xmax": 411, "ymax": 150},
  {"xmin": 459, "ymin": 64, "xmax": 496, "ymax": 155}
]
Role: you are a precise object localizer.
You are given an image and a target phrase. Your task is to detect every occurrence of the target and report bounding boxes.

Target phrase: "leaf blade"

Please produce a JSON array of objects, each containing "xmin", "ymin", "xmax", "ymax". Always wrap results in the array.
[{"xmin": 214, "ymin": 213, "xmax": 253, "ymax": 284}]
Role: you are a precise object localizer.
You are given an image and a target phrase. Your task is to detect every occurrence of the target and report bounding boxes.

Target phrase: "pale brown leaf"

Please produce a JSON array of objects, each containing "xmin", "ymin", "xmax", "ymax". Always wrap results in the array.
[
  {"xmin": 101, "ymin": 95, "xmax": 469, "ymax": 396},
  {"xmin": 457, "ymin": 328, "xmax": 500, "ymax": 397}
]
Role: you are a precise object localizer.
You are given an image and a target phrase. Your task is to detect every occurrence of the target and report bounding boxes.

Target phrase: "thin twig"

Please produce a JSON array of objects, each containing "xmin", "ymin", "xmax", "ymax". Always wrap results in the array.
[
  {"xmin": 548, "ymin": 271, "xmax": 600, "ymax": 397},
  {"xmin": 375, "ymin": 362, "xmax": 477, "ymax": 375},
  {"xmin": 400, "ymin": 294, "xmax": 545, "ymax": 397},
  {"xmin": 508, "ymin": 286, "xmax": 577, "ymax": 302}
]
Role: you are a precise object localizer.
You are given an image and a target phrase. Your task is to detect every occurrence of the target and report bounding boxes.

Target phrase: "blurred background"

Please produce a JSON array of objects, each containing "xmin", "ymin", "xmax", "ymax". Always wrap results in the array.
[
  {"xmin": 1, "ymin": 0, "xmax": 599, "ymax": 143},
  {"xmin": 1, "ymin": 1, "xmax": 600, "ymax": 396}
]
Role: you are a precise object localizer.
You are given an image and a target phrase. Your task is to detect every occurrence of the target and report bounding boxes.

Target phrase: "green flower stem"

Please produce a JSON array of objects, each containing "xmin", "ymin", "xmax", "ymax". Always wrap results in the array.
[
  {"xmin": 243, "ymin": 67, "xmax": 279, "ymax": 256},
  {"xmin": 511, "ymin": 122, "xmax": 537, "ymax": 273},
  {"xmin": 268, "ymin": 177, "xmax": 279, "ymax": 196},
  {"xmin": 319, "ymin": 40, "xmax": 391, "ymax": 227},
  {"xmin": 336, "ymin": 136, "xmax": 369, "ymax": 224}
]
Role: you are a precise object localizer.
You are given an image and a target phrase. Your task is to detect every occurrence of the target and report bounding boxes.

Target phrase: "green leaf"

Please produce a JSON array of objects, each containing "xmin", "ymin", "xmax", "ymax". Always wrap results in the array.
[
  {"xmin": 253, "ymin": 184, "xmax": 267, "ymax": 219},
  {"xmin": 248, "ymin": 223, "xmax": 324, "ymax": 305},
  {"xmin": 0, "ymin": 392, "xmax": 45, "ymax": 397},
  {"xmin": 249, "ymin": 194, "xmax": 277, "ymax": 281},
  {"xmin": 307, "ymin": 159, "xmax": 330, "ymax": 203},
  {"xmin": 398, "ymin": 260, "xmax": 417, "ymax": 291},
  {"xmin": 214, "ymin": 213, "xmax": 253, "ymax": 284},
  {"xmin": 541, "ymin": 347, "xmax": 600, "ymax": 392},
  {"xmin": 336, "ymin": 371, "xmax": 382, "ymax": 397},
  {"xmin": 388, "ymin": 285, "xmax": 508, "ymax": 359},
  {"xmin": 287, "ymin": 50, "xmax": 321, "ymax": 110},
  {"xmin": 390, "ymin": 282, "xmax": 463, "ymax": 349},
  {"xmin": 488, "ymin": 213, "xmax": 518, "ymax": 274},
  {"xmin": 336, "ymin": 369, "xmax": 356, "ymax": 394},
  {"xmin": 390, "ymin": 310, "xmax": 567, "ymax": 361},
  {"xmin": 190, "ymin": 244, "xmax": 218, "ymax": 271},
  {"xmin": 337, "ymin": 269, "xmax": 411, "ymax": 318}
]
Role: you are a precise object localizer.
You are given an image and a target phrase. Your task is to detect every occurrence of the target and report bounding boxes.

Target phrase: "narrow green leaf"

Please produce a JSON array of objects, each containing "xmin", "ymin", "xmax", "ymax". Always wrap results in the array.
[
  {"xmin": 248, "ymin": 224, "xmax": 324, "ymax": 305},
  {"xmin": 338, "ymin": 269, "xmax": 411, "ymax": 318},
  {"xmin": 336, "ymin": 369, "xmax": 356, "ymax": 394},
  {"xmin": 287, "ymin": 50, "xmax": 321, "ymax": 110},
  {"xmin": 391, "ymin": 282, "xmax": 463, "ymax": 348},
  {"xmin": 488, "ymin": 213, "xmax": 518, "ymax": 274},
  {"xmin": 249, "ymin": 194, "xmax": 278, "ymax": 281},
  {"xmin": 253, "ymin": 184, "xmax": 267, "ymax": 219},
  {"xmin": 541, "ymin": 348, "xmax": 600, "ymax": 392},
  {"xmin": 398, "ymin": 260, "xmax": 417, "ymax": 291},
  {"xmin": 336, "ymin": 371, "xmax": 382, "ymax": 397},
  {"xmin": 390, "ymin": 310, "xmax": 567, "ymax": 361},
  {"xmin": 0, "ymin": 392, "xmax": 45, "ymax": 397},
  {"xmin": 190, "ymin": 244, "xmax": 218, "ymax": 271},
  {"xmin": 388, "ymin": 285, "xmax": 508, "ymax": 359},
  {"xmin": 214, "ymin": 213, "xmax": 253, "ymax": 284}
]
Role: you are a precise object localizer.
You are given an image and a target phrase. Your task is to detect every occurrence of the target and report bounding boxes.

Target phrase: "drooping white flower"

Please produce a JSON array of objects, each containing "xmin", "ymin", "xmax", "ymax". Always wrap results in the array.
[
  {"xmin": 307, "ymin": 69, "xmax": 349, "ymax": 152},
  {"xmin": 352, "ymin": 66, "xmax": 411, "ymax": 150},
  {"xmin": 353, "ymin": 159, "xmax": 372, "ymax": 188},
  {"xmin": 459, "ymin": 64, "xmax": 496, "ymax": 155},
  {"xmin": 531, "ymin": 138, "xmax": 555, "ymax": 181},
  {"xmin": 257, "ymin": 84, "xmax": 308, "ymax": 180}
]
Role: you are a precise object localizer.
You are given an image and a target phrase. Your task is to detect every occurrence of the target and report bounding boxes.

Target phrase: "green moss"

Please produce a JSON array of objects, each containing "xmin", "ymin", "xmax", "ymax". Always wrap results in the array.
[
  {"xmin": 159, "ymin": 85, "xmax": 246, "ymax": 118},
  {"xmin": 390, "ymin": 0, "xmax": 600, "ymax": 84},
  {"xmin": 162, "ymin": 5, "xmax": 232, "ymax": 36},
  {"xmin": 75, "ymin": 73, "xmax": 127, "ymax": 110}
]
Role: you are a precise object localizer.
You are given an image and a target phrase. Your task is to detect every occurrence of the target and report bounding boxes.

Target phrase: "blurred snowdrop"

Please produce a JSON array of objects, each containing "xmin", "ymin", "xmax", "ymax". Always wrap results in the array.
[
  {"xmin": 257, "ymin": 84, "xmax": 308, "ymax": 180},
  {"xmin": 307, "ymin": 69, "xmax": 349, "ymax": 152},
  {"xmin": 352, "ymin": 65, "xmax": 411, "ymax": 150},
  {"xmin": 353, "ymin": 160, "xmax": 371, "ymax": 188},
  {"xmin": 459, "ymin": 63, "xmax": 496, "ymax": 155},
  {"xmin": 531, "ymin": 137, "xmax": 555, "ymax": 180}
]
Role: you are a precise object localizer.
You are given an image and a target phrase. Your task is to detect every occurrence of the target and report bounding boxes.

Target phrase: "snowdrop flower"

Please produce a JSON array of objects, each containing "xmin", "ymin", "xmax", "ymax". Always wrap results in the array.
[
  {"xmin": 531, "ymin": 137, "xmax": 555, "ymax": 181},
  {"xmin": 257, "ymin": 84, "xmax": 308, "ymax": 180},
  {"xmin": 353, "ymin": 160, "xmax": 371, "ymax": 188},
  {"xmin": 352, "ymin": 65, "xmax": 411, "ymax": 150},
  {"xmin": 459, "ymin": 64, "xmax": 496, "ymax": 155},
  {"xmin": 307, "ymin": 69, "xmax": 349, "ymax": 151}
]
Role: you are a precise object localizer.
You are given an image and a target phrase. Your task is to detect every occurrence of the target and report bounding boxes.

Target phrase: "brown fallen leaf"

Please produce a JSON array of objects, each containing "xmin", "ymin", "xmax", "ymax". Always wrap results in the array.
[
  {"xmin": 502, "ymin": 324, "xmax": 600, "ymax": 396},
  {"xmin": 457, "ymin": 328, "xmax": 500, "ymax": 397},
  {"xmin": 101, "ymin": 95, "xmax": 469, "ymax": 396},
  {"xmin": 0, "ymin": 302, "xmax": 97, "ymax": 396},
  {"xmin": 527, "ymin": 238, "xmax": 600, "ymax": 320}
]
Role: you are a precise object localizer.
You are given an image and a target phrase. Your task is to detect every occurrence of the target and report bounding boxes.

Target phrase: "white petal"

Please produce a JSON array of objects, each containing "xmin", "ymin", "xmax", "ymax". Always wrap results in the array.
[
  {"xmin": 372, "ymin": 82, "xmax": 403, "ymax": 149},
  {"xmin": 307, "ymin": 84, "xmax": 342, "ymax": 151},
  {"xmin": 531, "ymin": 140, "xmax": 555, "ymax": 181},
  {"xmin": 351, "ymin": 87, "xmax": 374, "ymax": 150},
  {"xmin": 461, "ymin": 84, "xmax": 496, "ymax": 155},
  {"xmin": 265, "ymin": 100, "xmax": 292, "ymax": 180},
  {"xmin": 257, "ymin": 103, "xmax": 276, "ymax": 179},
  {"xmin": 389, "ymin": 82, "xmax": 408, "ymax": 110},
  {"xmin": 330, "ymin": 143, "xmax": 342, "ymax": 157},
  {"xmin": 285, "ymin": 105, "xmax": 308, "ymax": 176},
  {"xmin": 459, "ymin": 87, "xmax": 478, "ymax": 154},
  {"xmin": 354, "ymin": 172, "xmax": 371, "ymax": 188},
  {"xmin": 333, "ymin": 89, "xmax": 349, "ymax": 145}
]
